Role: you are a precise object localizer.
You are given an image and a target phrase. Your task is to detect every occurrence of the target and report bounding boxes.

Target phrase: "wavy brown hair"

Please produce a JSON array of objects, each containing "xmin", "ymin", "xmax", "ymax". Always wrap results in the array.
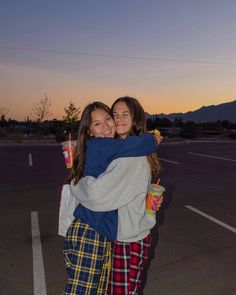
[
  {"xmin": 68, "ymin": 101, "xmax": 114, "ymax": 184},
  {"xmin": 111, "ymin": 96, "xmax": 161, "ymax": 176}
]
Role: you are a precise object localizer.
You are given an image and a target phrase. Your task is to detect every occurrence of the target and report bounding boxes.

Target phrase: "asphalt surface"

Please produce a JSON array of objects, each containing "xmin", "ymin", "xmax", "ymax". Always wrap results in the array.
[{"xmin": 0, "ymin": 141, "xmax": 235, "ymax": 295}]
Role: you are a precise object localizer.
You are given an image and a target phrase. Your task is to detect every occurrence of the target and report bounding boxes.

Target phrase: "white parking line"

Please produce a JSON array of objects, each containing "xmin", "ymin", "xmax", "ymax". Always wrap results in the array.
[
  {"xmin": 185, "ymin": 205, "xmax": 236, "ymax": 234},
  {"xmin": 31, "ymin": 211, "xmax": 47, "ymax": 295},
  {"xmin": 29, "ymin": 153, "xmax": 33, "ymax": 166},
  {"xmin": 158, "ymin": 157, "xmax": 179, "ymax": 165},
  {"xmin": 188, "ymin": 152, "xmax": 236, "ymax": 162}
]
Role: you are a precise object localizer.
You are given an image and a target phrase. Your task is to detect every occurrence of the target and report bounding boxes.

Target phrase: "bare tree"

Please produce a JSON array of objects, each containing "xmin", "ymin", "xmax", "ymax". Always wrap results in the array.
[
  {"xmin": 32, "ymin": 94, "xmax": 52, "ymax": 122},
  {"xmin": 31, "ymin": 94, "xmax": 52, "ymax": 141},
  {"xmin": 0, "ymin": 107, "xmax": 9, "ymax": 121}
]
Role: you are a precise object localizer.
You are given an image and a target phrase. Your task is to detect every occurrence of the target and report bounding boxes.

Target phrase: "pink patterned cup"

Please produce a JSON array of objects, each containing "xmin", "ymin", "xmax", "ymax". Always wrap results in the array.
[{"xmin": 145, "ymin": 184, "xmax": 165, "ymax": 215}]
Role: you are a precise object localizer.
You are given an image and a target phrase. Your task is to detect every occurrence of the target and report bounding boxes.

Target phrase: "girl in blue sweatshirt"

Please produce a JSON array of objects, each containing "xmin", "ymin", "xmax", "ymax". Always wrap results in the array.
[{"xmin": 63, "ymin": 101, "xmax": 160, "ymax": 295}]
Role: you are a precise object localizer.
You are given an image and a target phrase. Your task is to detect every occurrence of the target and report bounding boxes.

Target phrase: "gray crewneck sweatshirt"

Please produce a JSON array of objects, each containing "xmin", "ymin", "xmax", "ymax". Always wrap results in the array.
[{"xmin": 70, "ymin": 156, "xmax": 156, "ymax": 242}]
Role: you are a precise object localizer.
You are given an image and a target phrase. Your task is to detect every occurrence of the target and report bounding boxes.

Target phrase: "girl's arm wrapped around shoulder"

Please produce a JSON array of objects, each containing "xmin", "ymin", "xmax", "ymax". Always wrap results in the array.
[{"xmin": 70, "ymin": 157, "xmax": 150, "ymax": 211}]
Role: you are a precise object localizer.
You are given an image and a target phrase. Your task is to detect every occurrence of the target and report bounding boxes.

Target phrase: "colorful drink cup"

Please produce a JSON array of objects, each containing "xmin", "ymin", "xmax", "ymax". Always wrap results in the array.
[
  {"xmin": 145, "ymin": 183, "xmax": 165, "ymax": 215},
  {"xmin": 61, "ymin": 140, "xmax": 77, "ymax": 169}
]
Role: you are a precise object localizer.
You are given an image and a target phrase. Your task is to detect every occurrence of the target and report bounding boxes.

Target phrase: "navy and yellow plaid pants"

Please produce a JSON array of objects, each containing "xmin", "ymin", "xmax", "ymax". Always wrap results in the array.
[{"xmin": 63, "ymin": 219, "xmax": 112, "ymax": 295}]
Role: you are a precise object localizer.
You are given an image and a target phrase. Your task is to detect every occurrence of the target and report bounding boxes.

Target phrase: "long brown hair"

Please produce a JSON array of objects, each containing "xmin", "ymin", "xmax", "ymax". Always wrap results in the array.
[
  {"xmin": 111, "ymin": 96, "xmax": 161, "ymax": 175},
  {"xmin": 68, "ymin": 101, "xmax": 114, "ymax": 184}
]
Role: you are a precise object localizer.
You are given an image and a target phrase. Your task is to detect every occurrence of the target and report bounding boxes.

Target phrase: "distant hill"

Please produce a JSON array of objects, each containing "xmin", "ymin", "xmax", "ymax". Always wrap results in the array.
[{"xmin": 151, "ymin": 100, "xmax": 236, "ymax": 122}]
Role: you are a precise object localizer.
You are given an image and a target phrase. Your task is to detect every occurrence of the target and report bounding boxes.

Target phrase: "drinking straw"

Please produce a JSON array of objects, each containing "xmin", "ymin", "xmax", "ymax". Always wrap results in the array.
[
  {"xmin": 68, "ymin": 132, "xmax": 71, "ymax": 141},
  {"xmin": 157, "ymin": 178, "xmax": 160, "ymax": 185}
]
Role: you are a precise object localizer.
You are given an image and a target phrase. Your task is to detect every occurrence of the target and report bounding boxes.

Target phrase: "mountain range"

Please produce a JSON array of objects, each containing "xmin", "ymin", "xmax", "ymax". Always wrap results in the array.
[{"xmin": 149, "ymin": 100, "xmax": 236, "ymax": 123}]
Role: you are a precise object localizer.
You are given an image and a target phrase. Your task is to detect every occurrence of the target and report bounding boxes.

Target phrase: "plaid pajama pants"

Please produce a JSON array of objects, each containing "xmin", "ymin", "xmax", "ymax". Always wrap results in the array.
[
  {"xmin": 108, "ymin": 235, "xmax": 151, "ymax": 295},
  {"xmin": 63, "ymin": 218, "xmax": 112, "ymax": 295}
]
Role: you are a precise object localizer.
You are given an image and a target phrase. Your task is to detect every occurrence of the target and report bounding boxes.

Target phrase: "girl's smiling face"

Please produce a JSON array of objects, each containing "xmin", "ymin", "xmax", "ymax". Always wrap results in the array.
[
  {"xmin": 89, "ymin": 108, "xmax": 116, "ymax": 138},
  {"xmin": 112, "ymin": 101, "xmax": 132, "ymax": 139}
]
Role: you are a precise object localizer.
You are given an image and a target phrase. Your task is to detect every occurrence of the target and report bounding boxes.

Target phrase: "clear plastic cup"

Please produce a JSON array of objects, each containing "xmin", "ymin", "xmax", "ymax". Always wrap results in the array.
[{"xmin": 61, "ymin": 140, "xmax": 77, "ymax": 169}]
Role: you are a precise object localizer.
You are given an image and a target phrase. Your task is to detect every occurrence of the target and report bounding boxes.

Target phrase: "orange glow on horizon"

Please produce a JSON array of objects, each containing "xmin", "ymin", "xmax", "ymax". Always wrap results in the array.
[{"xmin": 4, "ymin": 92, "xmax": 235, "ymax": 121}]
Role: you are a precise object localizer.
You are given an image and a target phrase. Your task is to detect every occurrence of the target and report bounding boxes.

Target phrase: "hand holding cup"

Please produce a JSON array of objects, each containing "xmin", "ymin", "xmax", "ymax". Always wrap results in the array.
[
  {"xmin": 61, "ymin": 133, "xmax": 77, "ymax": 169},
  {"xmin": 150, "ymin": 129, "xmax": 163, "ymax": 144}
]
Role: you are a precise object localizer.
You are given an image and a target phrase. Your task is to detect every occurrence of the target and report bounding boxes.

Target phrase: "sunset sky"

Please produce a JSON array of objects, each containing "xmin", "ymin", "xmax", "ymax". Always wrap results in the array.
[{"xmin": 1, "ymin": 0, "xmax": 236, "ymax": 121}]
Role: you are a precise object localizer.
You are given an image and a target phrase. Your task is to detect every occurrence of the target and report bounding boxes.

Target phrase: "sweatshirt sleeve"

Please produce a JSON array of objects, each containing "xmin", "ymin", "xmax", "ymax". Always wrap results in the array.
[
  {"xmin": 99, "ymin": 133, "xmax": 158, "ymax": 165},
  {"xmin": 69, "ymin": 157, "xmax": 151, "ymax": 211}
]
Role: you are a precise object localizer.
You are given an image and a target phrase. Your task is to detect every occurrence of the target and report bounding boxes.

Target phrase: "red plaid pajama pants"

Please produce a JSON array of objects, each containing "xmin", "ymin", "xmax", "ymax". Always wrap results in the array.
[{"xmin": 108, "ymin": 235, "xmax": 151, "ymax": 295}]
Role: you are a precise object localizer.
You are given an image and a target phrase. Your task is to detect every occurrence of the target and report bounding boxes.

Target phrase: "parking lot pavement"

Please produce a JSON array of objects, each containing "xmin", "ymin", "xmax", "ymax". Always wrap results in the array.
[{"xmin": 0, "ymin": 141, "xmax": 235, "ymax": 295}]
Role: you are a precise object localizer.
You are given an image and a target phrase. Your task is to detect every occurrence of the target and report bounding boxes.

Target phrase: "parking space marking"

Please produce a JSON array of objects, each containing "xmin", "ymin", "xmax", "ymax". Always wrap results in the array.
[
  {"xmin": 159, "ymin": 157, "xmax": 179, "ymax": 165},
  {"xmin": 31, "ymin": 211, "xmax": 47, "ymax": 295},
  {"xmin": 29, "ymin": 153, "xmax": 33, "ymax": 166},
  {"xmin": 185, "ymin": 205, "xmax": 236, "ymax": 234},
  {"xmin": 188, "ymin": 152, "xmax": 236, "ymax": 162}
]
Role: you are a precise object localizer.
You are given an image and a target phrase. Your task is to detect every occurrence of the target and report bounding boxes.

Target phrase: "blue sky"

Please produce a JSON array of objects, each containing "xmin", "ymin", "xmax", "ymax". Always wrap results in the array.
[{"xmin": 1, "ymin": 0, "xmax": 236, "ymax": 120}]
